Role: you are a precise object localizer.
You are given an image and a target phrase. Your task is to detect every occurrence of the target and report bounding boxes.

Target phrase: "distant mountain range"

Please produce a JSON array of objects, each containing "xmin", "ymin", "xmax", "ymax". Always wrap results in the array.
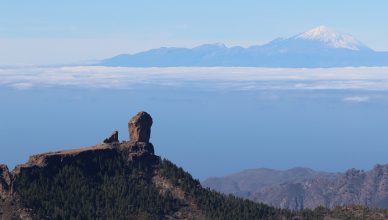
[
  {"xmin": 202, "ymin": 167, "xmax": 337, "ymax": 198},
  {"xmin": 100, "ymin": 26, "xmax": 388, "ymax": 68},
  {"xmin": 202, "ymin": 165, "xmax": 388, "ymax": 210}
]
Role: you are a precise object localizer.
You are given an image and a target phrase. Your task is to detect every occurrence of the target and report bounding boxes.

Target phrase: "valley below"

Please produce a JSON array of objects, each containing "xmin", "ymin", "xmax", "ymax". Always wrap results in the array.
[{"xmin": 203, "ymin": 165, "xmax": 388, "ymax": 210}]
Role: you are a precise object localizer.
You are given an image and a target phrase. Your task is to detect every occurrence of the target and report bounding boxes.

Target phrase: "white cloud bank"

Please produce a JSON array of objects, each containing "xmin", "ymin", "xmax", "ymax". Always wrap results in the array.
[
  {"xmin": 343, "ymin": 96, "xmax": 370, "ymax": 103},
  {"xmin": 9, "ymin": 82, "xmax": 34, "ymax": 90},
  {"xmin": 1, "ymin": 66, "xmax": 388, "ymax": 91}
]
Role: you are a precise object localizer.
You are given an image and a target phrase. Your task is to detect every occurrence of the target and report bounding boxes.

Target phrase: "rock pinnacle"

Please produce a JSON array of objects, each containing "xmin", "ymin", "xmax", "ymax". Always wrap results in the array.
[{"xmin": 128, "ymin": 111, "xmax": 153, "ymax": 143}]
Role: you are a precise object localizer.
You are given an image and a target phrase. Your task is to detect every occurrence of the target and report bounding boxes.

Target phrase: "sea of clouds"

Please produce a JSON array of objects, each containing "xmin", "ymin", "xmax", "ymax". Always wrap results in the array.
[{"xmin": 1, "ymin": 66, "xmax": 388, "ymax": 91}]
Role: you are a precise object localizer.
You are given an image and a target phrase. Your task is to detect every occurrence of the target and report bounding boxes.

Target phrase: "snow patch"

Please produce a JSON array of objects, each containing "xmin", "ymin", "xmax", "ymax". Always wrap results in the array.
[{"xmin": 295, "ymin": 26, "xmax": 368, "ymax": 51}]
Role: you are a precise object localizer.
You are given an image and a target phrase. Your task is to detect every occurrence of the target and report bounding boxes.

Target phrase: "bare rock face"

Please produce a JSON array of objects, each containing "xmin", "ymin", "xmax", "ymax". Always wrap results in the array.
[
  {"xmin": 103, "ymin": 130, "xmax": 119, "ymax": 143},
  {"xmin": 128, "ymin": 111, "xmax": 153, "ymax": 143},
  {"xmin": 123, "ymin": 142, "xmax": 155, "ymax": 157},
  {"xmin": 125, "ymin": 112, "xmax": 155, "ymax": 159},
  {"xmin": 0, "ymin": 164, "xmax": 11, "ymax": 195}
]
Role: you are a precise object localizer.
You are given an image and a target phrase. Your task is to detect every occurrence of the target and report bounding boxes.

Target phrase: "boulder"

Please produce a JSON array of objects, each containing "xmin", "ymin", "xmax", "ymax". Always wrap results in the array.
[{"xmin": 128, "ymin": 111, "xmax": 153, "ymax": 143}]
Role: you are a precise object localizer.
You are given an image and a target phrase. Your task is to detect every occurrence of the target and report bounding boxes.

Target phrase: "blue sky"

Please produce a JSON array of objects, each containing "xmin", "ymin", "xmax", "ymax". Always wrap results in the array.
[
  {"xmin": 0, "ymin": 0, "xmax": 387, "ymax": 65},
  {"xmin": 2, "ymin": 66, "xmax": 388, "ymax": 178}
]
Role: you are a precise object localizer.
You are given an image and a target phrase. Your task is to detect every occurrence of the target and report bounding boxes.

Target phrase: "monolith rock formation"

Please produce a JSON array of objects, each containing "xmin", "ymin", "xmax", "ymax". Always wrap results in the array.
[{"xmin": 128, "ymin": 111, "xmax": 153, "ymax": 143}]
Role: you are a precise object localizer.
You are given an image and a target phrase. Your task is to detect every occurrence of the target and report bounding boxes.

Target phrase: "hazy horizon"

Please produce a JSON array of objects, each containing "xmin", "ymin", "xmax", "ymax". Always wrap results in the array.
[{"xmin": 1, "ymin": 1, "xmax": 388, "ymax": 65}]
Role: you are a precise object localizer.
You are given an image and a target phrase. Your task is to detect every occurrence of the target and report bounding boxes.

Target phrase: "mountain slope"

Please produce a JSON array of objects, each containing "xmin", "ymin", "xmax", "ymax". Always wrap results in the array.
[
  {"xmin": 252, "ymin": 165, "xmax": 388, "ymax": 210},
  {"xmin": 1, "ymin": 112, "xmax": 388, "ymax": 219},
  {"xmin": 203, "ymin": 165, "xmax": 388, "ymax": 210},
  {"xmin": 100, "ymin": 26, "xmax": 388, "ymax": 67},
  {"xmin": 203, "ymin": 167, "xmax": 338, "ymax": 198}
]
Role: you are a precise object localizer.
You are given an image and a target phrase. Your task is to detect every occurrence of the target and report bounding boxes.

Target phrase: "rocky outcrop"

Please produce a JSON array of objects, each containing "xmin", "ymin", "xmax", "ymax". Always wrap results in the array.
[
  {"xmin": 12, "ymin": 144, "xmax": 118, "ymax": 176},
  {"xmin": 12, "ymin": 112, "xmax": 156, "ymax": 178},
  {"xmin": 1, "ymin": 164, "xmax": 33, "ymax": 220},
  {"xmin": 0, "ymin": 165, "xmax": 11, "ymax": 196},
  {"xmin": 126, "ymin": 111, "xmax": 155, "ymax": 159},
  {"xmin": 103, "ymin": 130, "xmax": 119, "ymax": 143},
  {"xmin": 122, "ymin": 142, "xmax": 155, "ymax": 158},
  {"xmin": 1, "ymin": 112, "xmax": 158, "ymax": 219},
  {"xmin": 0, "ymin": 111, "xmax": 200, "ymax": 219},
  {"xmin": 128, "ymin": 111, "xmax": 153, "ymax": 143}
]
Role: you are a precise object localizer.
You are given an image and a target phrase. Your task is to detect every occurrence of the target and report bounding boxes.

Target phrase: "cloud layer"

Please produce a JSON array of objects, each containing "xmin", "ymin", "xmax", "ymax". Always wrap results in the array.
[
  {"xmin": 343, "ymin": 96, "xmax": 370, "ymax": 103},
  {"xmin": 1, "ymin": 66, "xmax": 388, "ymax": 91}
]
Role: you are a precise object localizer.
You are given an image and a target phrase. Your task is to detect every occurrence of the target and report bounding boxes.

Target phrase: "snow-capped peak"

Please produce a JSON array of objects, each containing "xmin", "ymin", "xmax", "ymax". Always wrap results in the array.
[{"xmin": 294, "ymin": 26, "xmax": 369, "ymax": 51}]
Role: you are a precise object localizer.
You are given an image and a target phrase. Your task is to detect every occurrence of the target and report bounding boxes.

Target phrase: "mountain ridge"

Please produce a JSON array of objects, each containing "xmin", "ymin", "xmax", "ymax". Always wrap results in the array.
[
  {"xmin": 203, "ymin": 164, "xmax": 388, "ymax": 210},
  {"xmin": 100, "ymin": 26, "xmax": 388, "ymax": 68},
  {"xmin": 203, "ymin": 167, "xmax": 338, "ymax": 198}
]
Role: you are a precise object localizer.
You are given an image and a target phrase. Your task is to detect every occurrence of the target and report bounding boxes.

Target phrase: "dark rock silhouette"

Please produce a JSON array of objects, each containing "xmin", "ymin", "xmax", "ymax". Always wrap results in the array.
[
  {"xmin": 128, "ymin": 111, "xmax": 153, "ymax": 143},
  {"xmin": 103, "ymin": 130, "xmax": 119, "ymax": 143}
]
